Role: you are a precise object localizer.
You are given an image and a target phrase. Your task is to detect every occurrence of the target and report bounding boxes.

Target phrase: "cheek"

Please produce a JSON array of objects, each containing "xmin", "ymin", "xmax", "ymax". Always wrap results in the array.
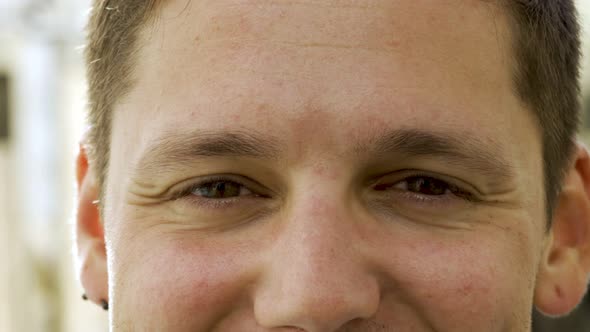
[
  {"xmin": 377, "ymin": 227, "xmax": 536, "ymax": 330},
  {"xmin": 110, "ymin": 231, "xmax": 259, "ymax": 330}
]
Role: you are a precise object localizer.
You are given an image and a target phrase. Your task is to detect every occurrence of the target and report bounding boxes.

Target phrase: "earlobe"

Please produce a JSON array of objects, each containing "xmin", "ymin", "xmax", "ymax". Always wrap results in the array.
[
  {"xmin": 75, "ymin": 144, "xmax": 109, "ymax": 308},
  {"xmin": 534, "ymin": 143, "xmax": 590, "ymax": 317},
  {"xmin": 534, "ymin": 234, "xmax": 588, "ymax": 316}
]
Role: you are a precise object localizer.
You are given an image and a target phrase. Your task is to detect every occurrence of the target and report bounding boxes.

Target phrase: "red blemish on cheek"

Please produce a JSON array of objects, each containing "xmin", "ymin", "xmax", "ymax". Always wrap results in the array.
[
  {"xmin": 238, "ymin": 16, "xmax": 252, "ymax": 34},
  {"xmin": 255, "ymin": 103, "xmax": 270, "ymax": 116},
  {"xmin": 388, "ymin": 40, "xmax": 400, "ymax": 48},
  {"xmin": 460, "ymin": 282, "xmax": 474, "ymax": 296}
]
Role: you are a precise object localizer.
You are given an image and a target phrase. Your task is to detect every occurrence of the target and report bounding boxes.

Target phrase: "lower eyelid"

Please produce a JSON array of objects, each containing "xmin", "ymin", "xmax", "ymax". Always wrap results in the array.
[
  {"xmin": 386, "ymin": 184, "xmax": 476, "ymax": 204},
  {"xmin": 392, "ymin": 190, "xmax": 462, "ymax": 208},
  {"xmin": 181, "ymin": 193, "xmax": 259, "ymax": 210}
]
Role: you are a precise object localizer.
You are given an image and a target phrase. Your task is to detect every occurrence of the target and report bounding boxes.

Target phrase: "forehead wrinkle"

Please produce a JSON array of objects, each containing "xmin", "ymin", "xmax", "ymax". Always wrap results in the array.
[
  {"xmin": 157, "ymin": 0, "xmax": 406, "ymax": 51},
  {"xmin": 184, "ymin": 37, "xmax": 399, "ymax": 53}
]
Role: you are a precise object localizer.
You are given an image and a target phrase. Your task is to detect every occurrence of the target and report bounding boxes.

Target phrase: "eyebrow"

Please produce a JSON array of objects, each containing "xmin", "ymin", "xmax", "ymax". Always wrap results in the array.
[
  {"xmin": 134, "ymin": 128, "xmax": 514, "ymax": 182},
  {"xmin": 134, "ymin": 130, "xmax": 281, "ymax": 175},
  {"xmin": 366, "ymin": 128, "xmax": 514, "ymax": 182}
]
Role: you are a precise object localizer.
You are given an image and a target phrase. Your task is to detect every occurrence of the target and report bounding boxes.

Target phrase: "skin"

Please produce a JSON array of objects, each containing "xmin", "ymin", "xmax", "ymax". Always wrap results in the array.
[{"xmin": 75, "ymin": 0, "xmax": 590, "ymax": 331}]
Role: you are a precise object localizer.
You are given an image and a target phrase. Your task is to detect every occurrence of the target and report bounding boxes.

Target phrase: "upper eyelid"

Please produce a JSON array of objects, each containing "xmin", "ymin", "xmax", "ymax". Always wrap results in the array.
[{"xmin": 191, "ymin": 176, "xmax": 247, "ymax": 187}]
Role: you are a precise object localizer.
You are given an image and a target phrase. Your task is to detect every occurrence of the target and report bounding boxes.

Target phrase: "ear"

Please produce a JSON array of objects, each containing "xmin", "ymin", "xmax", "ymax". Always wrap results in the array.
[
  {"xmin": 75, "ymin": 143, "xmax": 109, "ymax": 308},
  {"xmin": 535, "ymin": 142, "xmax": 590, "ymax": 317}
]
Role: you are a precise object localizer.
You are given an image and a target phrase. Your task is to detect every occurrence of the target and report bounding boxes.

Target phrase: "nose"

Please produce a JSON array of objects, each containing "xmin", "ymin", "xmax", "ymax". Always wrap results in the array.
[{"xmin": 253, "ymin": 196, "xmax": 380, "ymax": 332}]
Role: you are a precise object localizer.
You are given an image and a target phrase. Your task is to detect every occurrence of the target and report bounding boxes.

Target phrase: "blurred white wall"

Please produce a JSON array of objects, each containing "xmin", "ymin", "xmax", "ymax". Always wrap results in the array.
[{"xmin": 0, "ymin": 1, "xmax": 107, "ymax": 331}]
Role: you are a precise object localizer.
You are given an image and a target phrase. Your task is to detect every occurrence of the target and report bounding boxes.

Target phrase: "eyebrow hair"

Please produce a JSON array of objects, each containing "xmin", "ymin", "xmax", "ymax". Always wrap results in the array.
[
  {"xmin": 367, "ymin": 128, "xmax": 514, "ymax": 182},
  {"xmin": 134, "ymin": 130, "xmax": 281, "ymax": 175},
  {"xmin": 134, "ymin": 128, "xmax": 514, "ymax": 183}
]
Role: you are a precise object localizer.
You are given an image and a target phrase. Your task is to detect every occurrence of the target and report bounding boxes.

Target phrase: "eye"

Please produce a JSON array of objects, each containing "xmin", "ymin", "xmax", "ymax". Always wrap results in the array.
[
  {"xmin": 377, "ymin": 176, "xmax": 451, "ymax": 195},
  {"xmin": 373, "ymin": 175, "xmax": 475, "ymax": 201},
  {"xmin": 191, "ymin": 180, "xmax": 253, "ymax": 199},
  {"xmin": 171, "ymin": 175, "xmax": 270, "ymax": 210},
  {"xmin": 191, "ymin": 181, "xmax": 252, "ymax": 199},
  {"xmin": 168, "ymin": 176, "xmax": 274, "ymax": 223}
]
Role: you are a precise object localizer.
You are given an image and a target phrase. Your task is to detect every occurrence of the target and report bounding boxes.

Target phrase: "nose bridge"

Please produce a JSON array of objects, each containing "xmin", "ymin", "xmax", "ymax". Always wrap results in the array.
[
  {"xmin": 280, "ymin": 173, "xmax": 359, "ymax": 277},
  {"xmin": 285, "ymin": 160, "xmax": 356, "ymax": 246},
  {"xmin": 280, "ymin": 197, "xmax": 351, "ymax": 284},
  {"xmin": 254, "ymin": 180, "xmax": 380, "ymax": 331},
  {"xmin": 287, "ymin": 192, "xmax": 353, "ymax": 266}
]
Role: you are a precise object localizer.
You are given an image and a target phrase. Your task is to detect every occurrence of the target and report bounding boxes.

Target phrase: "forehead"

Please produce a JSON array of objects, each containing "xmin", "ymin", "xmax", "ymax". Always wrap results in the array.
[
  {"xmin": 111, "ymin": 0, "xmax": 541, "ymax": 193},
  {"xmin": 125, "ymin": 1, "xmax": 524, "ymax": 143},
  {"xmin": 129, "ymin": 0, "xmax": 517, "ymax": 121}
]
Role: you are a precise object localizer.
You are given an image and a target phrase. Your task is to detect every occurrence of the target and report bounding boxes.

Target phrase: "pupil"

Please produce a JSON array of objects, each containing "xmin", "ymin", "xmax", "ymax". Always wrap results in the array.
[
  {"xmin": 214, "ymin": 182, "xmax": 226, "ymax": 196},
  {"xmin": 204, "ymin": 181, "xmax": 241, "ymax": 198},
  {"xmin": 409, "ymin": 177, "xmax": 447, "ymax": 195}
]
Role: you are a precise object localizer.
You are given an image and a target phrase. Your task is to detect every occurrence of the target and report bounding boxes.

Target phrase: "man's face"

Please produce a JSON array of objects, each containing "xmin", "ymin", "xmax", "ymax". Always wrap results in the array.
[{"xmin": 104, "ymin": 0, "xmax": 547, "ymax": 330}]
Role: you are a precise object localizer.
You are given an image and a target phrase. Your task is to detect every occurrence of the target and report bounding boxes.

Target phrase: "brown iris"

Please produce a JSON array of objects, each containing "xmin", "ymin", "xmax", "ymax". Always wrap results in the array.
[
  {"xmin": 405, "ymin": 176, "xmax": 449, "ymax": 195},
  {"xmin": 375, "ymin": 176, "xmax": 451, "ymax": 195},
  {"xmin": 193, "ymin": 181, "xmax": 243, "ymax": 199}
]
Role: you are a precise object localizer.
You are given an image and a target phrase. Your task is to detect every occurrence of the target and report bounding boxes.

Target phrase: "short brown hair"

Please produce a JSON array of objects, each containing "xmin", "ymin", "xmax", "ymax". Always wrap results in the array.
[
  {"xmin": 505, "ymin": 1, "xmax": 582, "ymax": 223},
  {"xmin": 85, "ymin": 0, "xmax": 161, "ymax": 192},
  {"xmin": 84, "ymin": 0, "xmax": 582, "ymax": 223}
]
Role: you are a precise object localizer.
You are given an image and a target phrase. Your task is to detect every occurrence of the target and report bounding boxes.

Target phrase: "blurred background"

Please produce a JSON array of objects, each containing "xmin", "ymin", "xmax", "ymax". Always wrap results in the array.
[{"xmin": 0, "ymin": 1, "xmax": 588, "ymax": 331}]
